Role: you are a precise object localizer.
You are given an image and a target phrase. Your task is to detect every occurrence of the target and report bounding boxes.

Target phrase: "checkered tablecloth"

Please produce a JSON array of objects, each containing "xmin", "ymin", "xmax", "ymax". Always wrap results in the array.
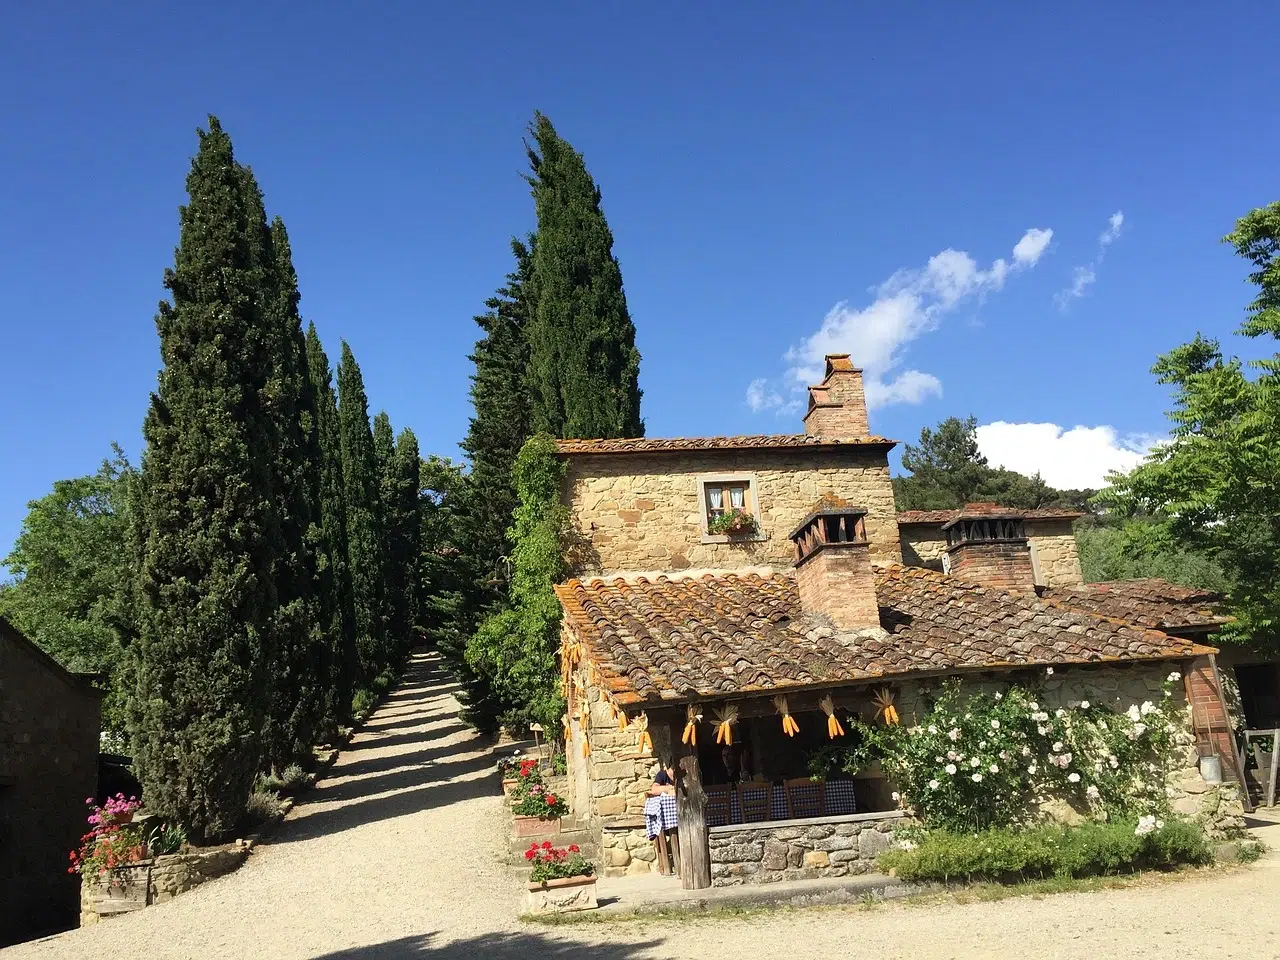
[
  {"xmin": 707, "ymin": 779, "xmax": 857, "ymax": 826},
  {"xmin": 643, "ymin": 793, "xmax": 679, "ymax": 838}
]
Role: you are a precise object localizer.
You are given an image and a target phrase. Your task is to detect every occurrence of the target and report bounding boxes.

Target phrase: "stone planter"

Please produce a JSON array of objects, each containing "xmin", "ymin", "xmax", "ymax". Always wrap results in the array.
[
  {"xmin": 526, "ymin": 875, "xmax": 598, "ymax": 914},
  {"xmin": 513, "ymin": 815, "xmax": 561, "ymax": 838},
  {"xmin": 502, "ymin": 778, "xmax": 518, "ymax": 797}
]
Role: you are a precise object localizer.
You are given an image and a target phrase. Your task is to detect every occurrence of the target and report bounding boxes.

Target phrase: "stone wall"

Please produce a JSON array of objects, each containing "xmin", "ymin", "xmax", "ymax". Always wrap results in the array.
[
  {"xmin": 710, "ymin": 812, "xmax": 907, "ymax": 885},
  {"xmin": 566, "ymin": 662, "xmax": 656, "ymax": 822},
  {"xmin": 0, "ymin": 623, "xmax": 101, "ymax": 947},
  {"xmin": 897, "ymin": 519, "xmax": 1084, "ymax": 587},
  {"xmin": 79, "ymin": 848, "xmax": 249, "ymax": 926},
  {"xmin": 562, "ymin": 448, "xmax": 902, "ymax": 576}
]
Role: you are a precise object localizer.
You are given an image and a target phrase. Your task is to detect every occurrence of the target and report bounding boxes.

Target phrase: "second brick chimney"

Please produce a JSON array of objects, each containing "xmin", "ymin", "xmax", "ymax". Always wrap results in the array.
[
  {"xmin": 803, "ymin": 354, "xmax": 870, "ymax": 438},
  {"xmin": 788, "ymin": 495, "xmax": 880, "ymax": 631},
  {"xmin": 942, "ymin": 502, "xmax": 1037, "ymax": 594}
]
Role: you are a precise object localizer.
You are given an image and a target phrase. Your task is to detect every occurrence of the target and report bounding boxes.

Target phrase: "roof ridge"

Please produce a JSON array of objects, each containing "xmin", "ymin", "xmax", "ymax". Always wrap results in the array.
[{"xmin": 562, "ymin": 566, "xmax": 785, "ymax": 587}]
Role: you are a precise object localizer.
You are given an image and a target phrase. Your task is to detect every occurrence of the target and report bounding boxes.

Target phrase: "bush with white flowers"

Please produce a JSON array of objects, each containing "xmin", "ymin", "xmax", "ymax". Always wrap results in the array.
[{"xmin": 873, "ymin": 673, "xmax": 1185, "ymax": 833}]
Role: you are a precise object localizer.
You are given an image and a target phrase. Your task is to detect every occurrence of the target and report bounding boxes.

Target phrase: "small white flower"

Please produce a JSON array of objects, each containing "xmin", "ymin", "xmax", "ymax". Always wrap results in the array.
[
  {"xmin": 999, "ymin": 750, "xmax": 1010, "ymax": 760},
  {"xmin": 990, "ymin": 763, "xmax": 999, "ymax": 773},
  {"xmin": 1086, "ymin": 785, "xmax": 1100, "ymax": 799},
  {"xmin": 928, "ymin": 779, "xmax": 939, "ymax": 790},
  {"xmin": 948, "ymin": 728, "xmax": 961, "ymax": 741},
  {"xmin": 1127, "ymin": 704, "xmax": 1142, "ymax": 722},
  {"xmin": 1080, "ymin": 700, "xmax": 1090, "ymax": 709},
  {"xmin": 1108, "ymin": 755, "xmax": 1119, "ymax": 769},
  {"xmin": 946, "ymin": 750, "xmax": 958, "ymax": 761},
  {"xmin": 1052, "ymin": 741, "xmax": 1063, "ymax": 752},
  {"xmin": 1141, "ymin": 701, "xmax": 1157, "ymax": 716},
  {"xmin": 970, "ymin": 757, "xmax": 980, "ymax": 768},
  {"xmin": 1133, "ymin": 723, "xmax": 1147, "ymax": 737},
  {"xmin": 1067, "ymin": 772, "xmax": 1080, "ymax": 783},
  {"xmin": 927, "ymin": 724, "xmax": 938, "ymax": 734},
  {"xmin": 1046, "ymin": 667, "xmax": 1054, "ymax": 675},
  {"xmin": 995, "ymin": 691, "xmax": 1003, "ymax": 700},
  {"xmin": 1055, "ymin": 708, "xmax": 1066, "ymax": 718},
  {"xmin": 1061, "ymin": 752, "xmax": 1073, "ymax": 766},
  {"xmin": 1029, "ymin": 701, "xmax": 1039, "ymax": 711},
  {"xmin": 990, "ymin": 719, "xmax": 1000, "ymax": 730},
  {"xmin": 1168, "ymin": 671, "xmax": 1181, "ymax": 682},
  {"xmin": 1028, "ymin": 763, "xmax": 1038, "ymax": 774},
  {"xmin": 971, "ymin": 773, "xmax": 983, "ymax": 782},
  {"xmin": 1021, "ymin": 745, "xmax": 1031, "ymax": 756},
  {"xmin": 1038, "ymin": 725, "xmax": 1049, "ymax": 735},
  {"xmin": 891, "ymin": 791, "xmax": 900, "ymax": 801},
  {"xmin": 978, "ymin": 740, "xmax": 987, "ymax": 749},
  {"xmin": 945, "ymin": 763, "xmax": 957, "ymax": 775}
]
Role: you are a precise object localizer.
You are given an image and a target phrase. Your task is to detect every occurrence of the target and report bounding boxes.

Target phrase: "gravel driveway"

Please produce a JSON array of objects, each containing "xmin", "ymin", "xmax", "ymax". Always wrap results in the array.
[{"xmin": 8, "ymin": 650, "xmax": 1278, "ymax": 960}]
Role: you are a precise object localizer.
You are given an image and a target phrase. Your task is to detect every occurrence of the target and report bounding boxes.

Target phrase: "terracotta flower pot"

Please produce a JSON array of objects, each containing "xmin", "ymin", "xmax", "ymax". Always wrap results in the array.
[
  {"xmin": 513, "ymin": 815, "xmax": 562, "ymax": 838},
  {"xmin": 526, "ymin": 875, "xmax": 597, "ymax": 914},
  {"xmin": 502, "ymin": 778, "xmax": 518, "ymax": 797}
]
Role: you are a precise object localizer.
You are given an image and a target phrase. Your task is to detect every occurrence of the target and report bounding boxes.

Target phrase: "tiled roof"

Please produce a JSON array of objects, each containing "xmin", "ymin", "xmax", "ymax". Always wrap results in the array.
[
  {"xmin": 554, "ymin": 434, "xmax": 896, "ymax": 455},
  {"xmin": 896, "ymin": 508, "xmax": 1085, "ymax": 524},
  {"xmin": 1039, "ymin": 579, "xmax": 1228, "ymax": 631},
  {"xmin": 555, "ymin": 566, "xmax": 1201, "ymax": 707}
]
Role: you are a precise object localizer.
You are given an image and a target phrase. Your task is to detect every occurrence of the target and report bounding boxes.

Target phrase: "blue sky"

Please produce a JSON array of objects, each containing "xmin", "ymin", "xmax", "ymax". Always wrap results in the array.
[{"xmin": 2, "ymin": 3, "xmax": 1275, "ymax": 558}]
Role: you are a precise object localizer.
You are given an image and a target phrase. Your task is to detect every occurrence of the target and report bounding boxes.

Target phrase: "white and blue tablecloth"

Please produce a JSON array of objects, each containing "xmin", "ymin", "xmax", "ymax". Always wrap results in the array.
[
  {"xmin": 708, "ymin": 779, "xmax": 858, "ymax": 826},
  {"xmin": 643, "ymin": 793, "xmax": 679, "ymax": 839}
]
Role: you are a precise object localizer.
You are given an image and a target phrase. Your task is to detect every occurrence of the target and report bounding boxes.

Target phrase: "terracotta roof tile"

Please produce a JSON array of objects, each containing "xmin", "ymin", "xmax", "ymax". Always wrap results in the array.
[
  {"xmin": 896, "ymin": 508, "xmax": 1085, "ymax": 524},
  {"xmin": 554, "ymin": 434, "xmax": 896, "ymax": 455},
  {"xmin": 1039, "ymin": 579, "xmax": 1228, "ymax": 631},
  {"xmin": 555, "ymin": 567, "xmax": 1199, "ymax": 707}
]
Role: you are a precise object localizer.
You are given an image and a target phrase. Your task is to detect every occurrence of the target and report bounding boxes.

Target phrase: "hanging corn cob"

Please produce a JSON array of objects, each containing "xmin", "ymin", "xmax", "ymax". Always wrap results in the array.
[
  {"xmin": 713, "ymin": 704, "xmax": 740, "ymax": 745},
  {"xmin": 582, "ymin": 736, "xmax": 591, "ymax": 757},
  {"xmin": 819, "ymin": 694, "xmax": 846, "ymax": 738},
  {"xmin": 617, "ymin": 708, "xmax": 629, "ymax": 731},
  {"xmin": 634, "ymin": 712, "xmax": 653, "ymax": 755},
  {"xmin": 872, "ymin": 686, "xmax": 900, "ymax": 725},
  {"xmin": 682, "ymin": 704, "xmax": 703, "ymax": 745},
  {"xmin": 773, "ymin": 696, "xmax": 800, "ymax": 737}
]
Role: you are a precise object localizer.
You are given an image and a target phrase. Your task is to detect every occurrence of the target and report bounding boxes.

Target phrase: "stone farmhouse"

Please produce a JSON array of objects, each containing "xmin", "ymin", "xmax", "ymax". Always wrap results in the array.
[
  {"xmin": 552, "ymin": 355, "xmax": 1246, "ymax": 889},
  {"xmin": 0, "ymin": 617, "xmax": 102, "ymax": 945}
]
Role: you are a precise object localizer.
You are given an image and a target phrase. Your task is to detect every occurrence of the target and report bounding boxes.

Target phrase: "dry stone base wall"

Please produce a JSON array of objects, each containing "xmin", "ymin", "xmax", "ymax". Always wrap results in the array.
[
  {"xmin": 600, "ymin": 824, "xmax": 659, "ymax": 876},
  {"xmin": 80, "ymin": 848, "xmax": 249, "ymax": 925},
  {"xmin": 710, "ymin": 813, "xmax": 907, "ymax": 885},
  {"xmin": 564, "ymin": 448, "xmax": 902, "ymax": 576}
]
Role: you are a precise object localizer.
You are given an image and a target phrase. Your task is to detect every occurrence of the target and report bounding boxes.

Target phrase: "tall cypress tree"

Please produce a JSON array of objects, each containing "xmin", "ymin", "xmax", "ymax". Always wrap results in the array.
[
  {"xmin": 129, "ymin": 117, "xmax": 279, "ymax": 841},
  {"xmin": 387, "ymin": 428, "xmax": 422, "ymax": 655},
  {"xmin": 337, "ymin": 342, "xmax": 387, "ymax": 681},
  {"xmin": 372, "ymin": 411, "xmax": 402, "ymax": 652},
  {"xmin": 525, "ymin": 113, "xmax": 643, "ymax": 439},
  {"xmin": 305, "ymin": 324, "xmax": 359, "ymax": 718},
  {"xmin": 461, "ymin": 237, "xmax": 535, "ymax": 589}
]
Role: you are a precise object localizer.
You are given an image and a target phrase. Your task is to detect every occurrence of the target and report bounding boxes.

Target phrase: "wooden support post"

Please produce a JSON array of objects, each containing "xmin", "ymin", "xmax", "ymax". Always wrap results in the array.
[{"xmin": 673, "ymin": 723, "xmax": 711, "ymax": 890}]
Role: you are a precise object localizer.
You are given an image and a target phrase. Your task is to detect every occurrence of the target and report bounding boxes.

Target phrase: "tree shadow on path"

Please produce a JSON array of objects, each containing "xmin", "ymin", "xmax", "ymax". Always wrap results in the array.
[{"xmin": 314, "ymin": 931, "xmax": 663, "ymax": 960}]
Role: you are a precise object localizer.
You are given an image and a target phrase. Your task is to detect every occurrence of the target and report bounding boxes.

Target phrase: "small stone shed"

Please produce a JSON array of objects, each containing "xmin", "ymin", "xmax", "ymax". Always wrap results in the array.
[
  {"xmin": 0, "ymin": 617, "xmax": 102, "ymax": 945},
  {"xmin": 550, "ymin": 355, "xmax": 1244, "ymax": 889}
]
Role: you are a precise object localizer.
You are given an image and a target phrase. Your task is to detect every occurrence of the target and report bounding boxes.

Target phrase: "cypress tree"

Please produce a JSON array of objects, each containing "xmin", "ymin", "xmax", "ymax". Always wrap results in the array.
[
  {"xmin": 372, "ymin": 411, "xmax": 402, "ymax": 652},
  {"xmin": 337, "ymin": 342, "xmax": 388, "ymax": 682},
  {"xmin": 525, "ymin": 113, "xmax": 643, "ymax": 439},
  {"xmin": 305, "ymin": 324, "xmax": 359, "ymax": 719},
  {"xmin": 460, "ymin": 237, "xmax": 534, "ymax": 590},
  {"xmin": 129, "ymin": 117, "xmax": 279, "ymax": 841},
  {"xmin": 387, "ymin": 428, "xmax": 422, "ymax": 656}
]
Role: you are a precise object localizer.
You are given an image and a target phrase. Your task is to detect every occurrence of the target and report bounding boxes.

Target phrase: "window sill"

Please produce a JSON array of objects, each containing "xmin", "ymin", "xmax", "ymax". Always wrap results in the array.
[{"xmin": 700, "ymin": 532, "xmax": 767, "ymax": 545}]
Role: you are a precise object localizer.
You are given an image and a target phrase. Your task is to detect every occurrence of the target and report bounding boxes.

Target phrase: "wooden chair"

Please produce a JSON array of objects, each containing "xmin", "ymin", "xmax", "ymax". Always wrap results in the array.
[
  {"xmin": 784, "ymin": 778, "xmax": 825, "ymax": 819},
  {"xmin": 737, "ymin": 781, "xmax": 772, "ymax": 823},
  {"xmin": 705, "ymin": 784, "xmax": 733, "ymax": 826}
]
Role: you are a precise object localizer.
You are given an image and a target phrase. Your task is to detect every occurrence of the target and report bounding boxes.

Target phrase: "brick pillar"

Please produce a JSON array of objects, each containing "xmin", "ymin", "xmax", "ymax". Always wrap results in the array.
[
  {"xmin": 1183, "ymin": 655, "xmax": 1240, "ymax": 782},
  {"xmin": 790, "ymin": 498, "xmax": 879, "ymax": 631},
  {"xmin": 803, "ymin": 355, "xmax": 870, "ymax": 438}
]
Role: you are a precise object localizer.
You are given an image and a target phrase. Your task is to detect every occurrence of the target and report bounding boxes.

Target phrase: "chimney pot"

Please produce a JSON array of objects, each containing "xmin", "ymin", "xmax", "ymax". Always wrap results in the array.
[
  {"xmin": 789, "ymin": 495, "xmax": 879, "ymax": 631},
  {"xmin": 803, "ymin": 354, "xmax": 870, "ymax": 438},
  {"xmin": 942, "ymin": 503, "xmax": 1036, "ymax": 593}
]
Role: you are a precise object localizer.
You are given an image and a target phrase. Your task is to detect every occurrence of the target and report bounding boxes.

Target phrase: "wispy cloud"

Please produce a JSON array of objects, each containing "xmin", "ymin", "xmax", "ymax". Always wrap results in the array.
[
  {"xmin": 1055, "ymin": 211, "xmax": 1124, "ymax": 310},
  {"xmin": 746, "ymin": 227, "xmax": 1054, "ymax": 413},
  {"xmin": 975, "ymin": 420, "xmax": 1157, "ymax": 489}
]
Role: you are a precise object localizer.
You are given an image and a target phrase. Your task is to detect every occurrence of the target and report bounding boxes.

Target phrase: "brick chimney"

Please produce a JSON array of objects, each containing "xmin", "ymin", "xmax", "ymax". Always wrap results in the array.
[
  {"xmin": 788, "ymin": 495, "xmax": 880, "ymax": 631},
  {"xmin": 803, "ymin": 355, "xmax": 870, "ymax": 438},
  {"xmin": 942, "ymin": 502, "xmax": 1036, "ymax": 593}
]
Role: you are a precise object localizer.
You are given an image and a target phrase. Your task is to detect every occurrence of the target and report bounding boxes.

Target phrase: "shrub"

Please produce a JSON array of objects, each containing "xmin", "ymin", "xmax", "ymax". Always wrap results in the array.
[
  {"xmin": 144, "ymin": 820, "xmax": 187, "ymax": 856},
  {"xmin": 352, "ymin": 688, "xmax": 375, "ymax": 716},
  {"xmin": 372, "ymin": 668, "xmax": 397, "ymax": 695},
  {"xmin": 879, "ymin": 819, "xmax": 1210, "ymax": 882},
  {"xmin": 525, "ymin": 841, "xmax": 593, "ymax": 883},
  {"xmin": 258, "ymin": 763, "xmax": 314, "ymax": 795},
  {"xmin": 244, "ymin": 789, "xmax": 282, "ymax": 824}
]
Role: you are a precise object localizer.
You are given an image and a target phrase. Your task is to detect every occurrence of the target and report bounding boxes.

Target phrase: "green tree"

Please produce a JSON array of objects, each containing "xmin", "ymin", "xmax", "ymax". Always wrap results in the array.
[
  {"xmin": 466, "ymin": 434, "xmax": 567, "ymax": 730},
  {"xmin": 305, "ymin": 323, "xmax": 359, "ymax": 723},
  {"xmin": 1100, "ymin": 201, "xmax": 1280, "ymax": 650},
  {"xmin": 129, "ymin": 117, "xmax": 280, "ymax": 841},
  {"xmin": 461, "ymin": 237, "xmax": 535, "ymax": 593},
  {"xmin": 1075, "ymin": 519, "xmax": 1230, "ymax": 591},
  {"xmin": 337, "ymin": 341, "xmax": 389, "ymax": 683},
  {"xmin": 0, "ymin": 449, "xmax": 135, "ymax": 738},
  {"xmin": 525, "ymin": 113, "xmax": 643, "ymax": 439},
  {"xmin": 381, "ymin": 423, "xmax": 422, "ymax": 656}
]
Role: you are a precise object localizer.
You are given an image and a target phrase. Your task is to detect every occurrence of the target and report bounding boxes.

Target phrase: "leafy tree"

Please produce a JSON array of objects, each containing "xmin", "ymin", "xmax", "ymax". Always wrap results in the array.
[
  {"xmin": 305, "ymin": 323, "xmax": 359, "ymax": 723},
  {"xmin": 893, "ymin": 416, "xmax": 1093, "ymax": 512},
  {"xmin": 128, "ymin": 117, "xmax": 280, "ymax": 841},
  {"xmin": 1100, "ymin": 201, "xmax": 1280, "ymax": 650},
  {"xmin": 461, "ymin": 237, "xmax": 535, "ymax": 593},
  {"xmin": 418, "ymin": 456, "xmax": 499, "ymax": 732},
  {"xmin": 337, "ymin": 341, "xmax": 389, "ymax": 682},
  {"xmin": 0, "ymin": 448, "xmax": 135, "ymax": 737},
  {"xmin": 1075, "ymin": 519, "xmax": 1230, "ymax": 591},
  {"xmin": 525, "ymin": 113, "xmax": 643, "ymax": 439},
  {"xmin": 466, "ymin": 434, "xmax": 567, "ymax": 731}
]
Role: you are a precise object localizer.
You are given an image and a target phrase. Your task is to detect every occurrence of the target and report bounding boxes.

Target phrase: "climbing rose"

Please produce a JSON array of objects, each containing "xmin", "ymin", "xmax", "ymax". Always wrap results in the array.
[
  {"xmin": 1067, "ymin": 772, "xmax": 1080, "ymax": 783},
  {"xmin": 945, "ymin": 764, "xmax": 957, "ymax": 775},
  {"xmin": 971, "ymin": 773, "xmax": 983, "ymax": 782}
]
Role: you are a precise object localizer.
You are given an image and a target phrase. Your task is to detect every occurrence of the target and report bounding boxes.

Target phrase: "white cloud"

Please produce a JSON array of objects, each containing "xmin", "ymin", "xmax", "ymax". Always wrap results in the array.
[
  {"xmin": 975, "ymin": 421, "xmax": 1156, "ymax": 489},
  {"xmin": 748, "ymin": 227, "xmax": 1054, "ymax": 412},
  {"xmin": 1056, "ymin": 210, "xmax": 1124, "ymax": 309}
]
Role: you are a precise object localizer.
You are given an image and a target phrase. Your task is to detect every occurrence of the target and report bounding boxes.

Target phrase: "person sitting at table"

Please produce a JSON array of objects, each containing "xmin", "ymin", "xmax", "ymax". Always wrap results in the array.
[
  {"xmin": 647, "ymin": 763, "xmax": 675, "ymax": 797},
  {"xmin": 644, "ymin": 763, "xmax": 679, "ymax": 876}
]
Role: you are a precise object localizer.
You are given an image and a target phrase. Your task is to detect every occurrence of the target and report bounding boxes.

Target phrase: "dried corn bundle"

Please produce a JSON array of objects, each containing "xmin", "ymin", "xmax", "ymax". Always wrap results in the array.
[
  {"xmin": 819, "ymin": 694, "xmax": 846, "ymax": 738},
  {"xmin": 634, "ymin": 712, "xmax": 653, "ymax": 755},
  {"xmin": 582, "ymin": 736, "xmax": 591, "ymax": 757},
  {"xmin": 872, "ymin": 687, "xmax": 900, "ymax": 725},
  {"xmin": 617, "ymin": 708, "xmax": 629, "ymax": 731},
  {"xmin": 713, "ymin": 704, "xmax": 739, "ymax": 745},
  {"xmin": 682, "ymin": 704, "xmax": 703, "ymax": 746},
  {"xmin": 773, "ymin": 696, "xmax": 800, "ymax": 737}
]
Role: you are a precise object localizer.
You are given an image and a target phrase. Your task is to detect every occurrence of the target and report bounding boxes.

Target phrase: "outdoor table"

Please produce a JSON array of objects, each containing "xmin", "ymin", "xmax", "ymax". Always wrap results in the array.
[{"xmin": 643, "ymin": 793, "xmax": 679, "ymax": 838}]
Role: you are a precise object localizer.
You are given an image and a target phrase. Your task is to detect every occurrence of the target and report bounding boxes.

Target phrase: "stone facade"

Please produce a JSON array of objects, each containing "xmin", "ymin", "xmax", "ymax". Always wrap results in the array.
[
  {"xmin": 600, "ymin": 821, "xmax": 659, "ymax": 877},
  {"xmin": 898, "ymin": 518, "xmax": 1084, "ymax": 588},
  {"xmin": 0, "ymin": 620, "xmax": 101, "ymax": 947},
  {"xmin": 567, "ymin": 657, "xmax": 658, "ymax": 822},
  {"xmin": 563, "ymin": 448, "xmax": 902, "ymax": 577},
  {"xmin": 710, "ymin": 812, "xmax": 907, "ymax": 885}
]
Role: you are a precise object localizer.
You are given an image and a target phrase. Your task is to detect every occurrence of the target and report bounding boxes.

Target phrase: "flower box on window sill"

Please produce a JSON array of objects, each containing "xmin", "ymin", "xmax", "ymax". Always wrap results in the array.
[
  {"xmin": 513, "ymin": 815, "xmax": 562, "ymax": 838},
  {"xmin": 707, "ymin": 510, "xmax": 758, "ymax": 538}
]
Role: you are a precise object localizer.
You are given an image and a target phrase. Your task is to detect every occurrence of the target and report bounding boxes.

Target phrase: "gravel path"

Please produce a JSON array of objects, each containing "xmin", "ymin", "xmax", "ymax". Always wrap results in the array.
[{"xmin": 9, "ymin": 650, "xmax": 1278, "ymax": 960}]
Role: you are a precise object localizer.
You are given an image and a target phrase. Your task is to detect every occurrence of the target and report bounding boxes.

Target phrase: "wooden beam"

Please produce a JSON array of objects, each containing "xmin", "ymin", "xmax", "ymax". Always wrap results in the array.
[{"xmin": 671, "ymin": 721, "xmax": 711, "ymax": 889}]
